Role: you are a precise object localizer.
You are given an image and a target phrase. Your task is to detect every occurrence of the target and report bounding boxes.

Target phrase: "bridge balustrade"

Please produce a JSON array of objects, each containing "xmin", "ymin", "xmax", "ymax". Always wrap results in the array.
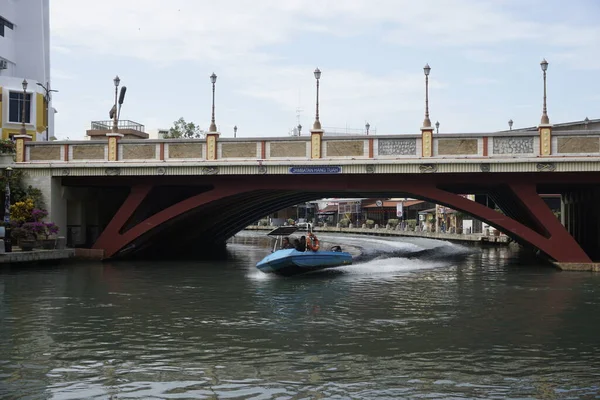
[{"xmin": 12, "ymin": 129, "xmax": 600, "ymax": 164}]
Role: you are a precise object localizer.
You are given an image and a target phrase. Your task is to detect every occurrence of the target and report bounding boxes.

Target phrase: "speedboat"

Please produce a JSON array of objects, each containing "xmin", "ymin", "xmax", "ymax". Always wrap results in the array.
[{"xmin": 256, "ymin": 226, "xmax": 352, "ymax": 276}]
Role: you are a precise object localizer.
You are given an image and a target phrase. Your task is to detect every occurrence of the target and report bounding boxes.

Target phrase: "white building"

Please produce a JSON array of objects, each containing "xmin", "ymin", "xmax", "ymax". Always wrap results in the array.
[
  {"xmin": 147, "ymin": 128, "xmax": 170, "ymax": 139},
  {"xmin": 0, "ymin": 0, "xmax": 55, "ymax": 141}
]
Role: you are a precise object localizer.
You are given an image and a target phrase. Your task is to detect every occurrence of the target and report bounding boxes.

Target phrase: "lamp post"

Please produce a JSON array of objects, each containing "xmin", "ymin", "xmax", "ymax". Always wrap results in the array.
[
  {"xmin": 233, "ymin": 125, "xmax": 237, "ymax": 138},
  {"xmin": 36, "ymin": 82, "xmax": 58, "ymax": 141},
  {"xmin": 209, "ymin": 72, "xmax": 218, "ymax": 132},
  {"xmin": 112, "ymin": 75, "xmax": 120, "ymax": 132},
  {"xmin": 508, "ymin": 119, "xmax": 513, "ymax": 130},
  {"xmin": 298, "ymin": 124, "xmax": 302, "ymax": 136},
  {"xmin": 423, "ymin": 64, "xmax": 431, "ymax": 127},
  {"xmin": 20, "ymin": 79, "xmax": 28, "ymax": 135},
  {"xmin": 3, "ymin": 167, "xmax": 12, "ymax": 224},
  {"xmin": 584, "ymin": 117, "xmax": 589, "ymax": 130},
  {"xmin": 435, "ymin": 121, "xmax": 440, "ymax": 134},
  {"xmin": 313, "ymin": 68, "xmax": 321, "ymax": 130},
  {"xmin": 540, "ymin": 59, "xmax": 549, "ymax": 125},
  {"xmin": 4, "ymin": 167, "xmax": 12, "ymax": 252},
  {"xmin": 365, "ymin": 122, "xmax": 370, "ymax": 135}
]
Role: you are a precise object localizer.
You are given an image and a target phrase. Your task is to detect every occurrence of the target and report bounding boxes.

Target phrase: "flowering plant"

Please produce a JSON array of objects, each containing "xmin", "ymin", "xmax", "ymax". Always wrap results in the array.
[
  {"xmin": 22, "ymin": 222, "xmax": 46, "ymax": 239},
  {"xmin": 31, "ymin": 208, "xmax": 48, "ymax": 222},
  {"xmin": 44, "ymin": 222, "xmax": 59, "ymax": 238}
]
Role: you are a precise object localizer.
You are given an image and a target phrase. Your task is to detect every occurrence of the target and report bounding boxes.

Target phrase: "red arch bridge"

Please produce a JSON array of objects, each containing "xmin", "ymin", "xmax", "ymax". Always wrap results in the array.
[{"xmin": 10, "ymin": 127, "xmax": 600, "ymax": 270}]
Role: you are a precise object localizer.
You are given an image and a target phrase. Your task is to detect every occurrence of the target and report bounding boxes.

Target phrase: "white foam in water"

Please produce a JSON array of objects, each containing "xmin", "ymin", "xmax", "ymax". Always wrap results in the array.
[{"xmin": 336, "ymin": 256, "xmax": 449, "ymax": 277}]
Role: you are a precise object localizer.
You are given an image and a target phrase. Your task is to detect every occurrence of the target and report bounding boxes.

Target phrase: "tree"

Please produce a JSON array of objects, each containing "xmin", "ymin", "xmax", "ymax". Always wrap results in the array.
[{"xmin": 165, "ymin": 117, "xmax": 204, "ymax": 139}]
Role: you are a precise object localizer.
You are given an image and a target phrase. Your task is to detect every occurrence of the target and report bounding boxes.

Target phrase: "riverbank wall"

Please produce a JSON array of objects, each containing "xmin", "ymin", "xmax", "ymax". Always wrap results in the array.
[{"xmin": 244, "ymin": 225, "xmax": 510, "ymax": 245}]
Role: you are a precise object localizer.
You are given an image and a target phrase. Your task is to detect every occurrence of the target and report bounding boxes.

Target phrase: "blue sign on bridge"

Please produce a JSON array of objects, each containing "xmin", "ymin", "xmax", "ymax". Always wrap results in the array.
[{"xmin": 289, "ymin": 166, "xmax": 342, "ymax": 174}]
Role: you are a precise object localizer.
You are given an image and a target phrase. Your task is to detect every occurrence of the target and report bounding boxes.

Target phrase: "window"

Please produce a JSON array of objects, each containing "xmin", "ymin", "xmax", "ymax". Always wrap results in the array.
[
  {"xmin": 0, "ymin": 16, "xmax": 14, "ymax": 37},
  {"xmin": 9, "ymin": 92, "xmax": 32, "ymax": 123}
]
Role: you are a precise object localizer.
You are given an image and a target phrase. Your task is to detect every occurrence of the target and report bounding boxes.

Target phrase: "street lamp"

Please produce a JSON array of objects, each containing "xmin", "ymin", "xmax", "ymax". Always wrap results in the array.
[
  {"xmin": 297, "ymin": 124, "xmax": 302, "ymax": 136},
  {"xmin": 36, "ymin": 82, "xmax": 58, "ymax": 141},
  {"xmin": 423, "ymin": 64, "xmax": 431, "ymax": 127},
  {"xmin": 313, "ymin": 68, "xmax": 321, "ymax": 130},
  {"xmin": 540, "ymin": 58, "xmax": 549, "ymax": 125},
  {"xmin": 3, "ymin": 167, "xmax": 12, "ymax": 253},
  {"xmin": 112, "ymin": 75, "xmax": 120, "ymax": 132},
  {"xmin": 584, "ymin": 117, "xmax": 589, "ymax": 129},
  {"xmin": 234, "ymin": 125, "xmax": 237, "ymax": 138},
  {"xmin": 435, "ymin": 121, "xmax": 440, "ymax": 134},
  {"xmin": 508, "ymin": 119, "xmax": 513, "ymax": 130},
  {"xmin": 3, "ymin": 167, "xmax": 12, "ymax": 223},
  {"xmin": 209, "ymin": 72, "xmax": 218, "ymax": 132},
  {"xmin": 365, "ymin": 122, "xmax": 370, "ymax": 135},
  {"xmin": 20, "ymin": 79, "xmax": 28, "ymax": 135}
]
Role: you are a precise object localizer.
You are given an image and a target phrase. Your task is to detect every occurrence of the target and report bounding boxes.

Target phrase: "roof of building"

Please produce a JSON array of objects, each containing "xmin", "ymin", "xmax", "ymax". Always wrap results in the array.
[
  {"xmin": 498, "ymin": 118, "xmax": 600, "ymax": 133},
  {"xmin": 317, "ymin": 204, "xmax": 338, "ymax": 215}
]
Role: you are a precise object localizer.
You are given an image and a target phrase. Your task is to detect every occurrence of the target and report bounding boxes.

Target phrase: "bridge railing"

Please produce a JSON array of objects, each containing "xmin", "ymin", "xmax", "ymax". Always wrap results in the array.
[{"xmin": 13, "ymin": 128, "xmax": 600, "ymax": 163}]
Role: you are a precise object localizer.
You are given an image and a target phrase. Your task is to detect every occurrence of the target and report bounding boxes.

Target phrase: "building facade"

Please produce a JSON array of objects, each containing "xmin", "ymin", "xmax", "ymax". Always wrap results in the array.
[{"xmin": 0, "ymin": 0, "xmax": 54, "ymax": 141}]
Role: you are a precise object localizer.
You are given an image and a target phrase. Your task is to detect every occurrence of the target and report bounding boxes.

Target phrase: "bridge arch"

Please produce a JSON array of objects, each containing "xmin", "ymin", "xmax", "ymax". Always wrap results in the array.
[{"xmin": 91, "ymin": 174, "xmax": 590, "ymax": 264}]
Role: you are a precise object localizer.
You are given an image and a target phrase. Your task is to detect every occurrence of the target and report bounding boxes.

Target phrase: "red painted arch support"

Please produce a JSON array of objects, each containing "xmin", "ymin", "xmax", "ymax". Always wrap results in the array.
[
  {"xmin": 93, "ymin": 184, "xmax": 245, "ymax": 258},
  {"xmin": 93, "ymin": 178, "xmax": 590, "ymax": 263},
  {"xmin": 413, "ymin": 183, "xmax": 590, "ymax": 263}
]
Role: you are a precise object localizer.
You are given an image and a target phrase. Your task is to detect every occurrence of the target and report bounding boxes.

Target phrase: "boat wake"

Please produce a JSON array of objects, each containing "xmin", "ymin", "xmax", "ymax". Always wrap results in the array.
[{"xmin": 234, "ymin": 230, "xmax": 480, "ymax": 279}]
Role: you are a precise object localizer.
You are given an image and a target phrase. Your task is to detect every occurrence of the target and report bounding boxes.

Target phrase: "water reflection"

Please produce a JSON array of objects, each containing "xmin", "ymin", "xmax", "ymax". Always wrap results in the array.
[{"xmin": 1, "ymin": 233, "xmax": 600, "ymax": 398}]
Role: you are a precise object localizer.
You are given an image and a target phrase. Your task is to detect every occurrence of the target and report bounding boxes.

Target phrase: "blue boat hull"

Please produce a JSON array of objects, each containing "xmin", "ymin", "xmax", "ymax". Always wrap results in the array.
[{"xmin": 256, "ymin": 249, "xmax": 352, "ymax": 276}]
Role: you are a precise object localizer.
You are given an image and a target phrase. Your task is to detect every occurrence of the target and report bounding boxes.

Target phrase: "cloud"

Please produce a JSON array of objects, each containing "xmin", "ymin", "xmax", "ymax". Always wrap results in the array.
[
  {"xmin": 48, "ymin": 0, "xmax": 600, "ymax": 138},
  {"xmin": 464, "ymin": 77, "xmax": 500, "ymax": 86},
  {"xmin": 51, "ymin": 69, "xmax": 77, "ymax": 81}
]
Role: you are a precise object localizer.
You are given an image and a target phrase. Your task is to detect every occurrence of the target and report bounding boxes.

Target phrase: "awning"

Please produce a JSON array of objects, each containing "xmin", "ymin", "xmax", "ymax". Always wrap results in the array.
[{"xmin": 317, "ymin": 205, "xmax": 338, "ymax": 215}]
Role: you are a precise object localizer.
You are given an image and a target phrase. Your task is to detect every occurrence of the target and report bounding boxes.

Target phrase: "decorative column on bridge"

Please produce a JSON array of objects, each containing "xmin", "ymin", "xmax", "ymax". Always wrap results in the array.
[
  {"xmin": 538, "ymin": 59, "xmax": 552, "ymax": 156},
  {"xmin": 310, "ymin": 68, "xmax": 324, "ymax": 159},
  {"xmin": 106, "ymin": 133, "xmax": 123, "ymax": 161},
  {"xmin": 14, "ymin": 134, "xmax": 32, "ymax": 163},
  {"xmin": 206, "ymin": 72, "xmax": 220, "ymax": 161},
  {"xmin": 420, "ymin": 64, "xmax": 434, "ymax": 157}
]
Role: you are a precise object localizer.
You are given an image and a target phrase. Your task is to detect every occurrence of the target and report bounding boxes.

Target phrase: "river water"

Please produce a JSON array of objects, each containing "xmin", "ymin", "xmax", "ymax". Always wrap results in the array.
[{"xmin": 1, "ymin": 231, "xmax": 600, "ymax": 399}]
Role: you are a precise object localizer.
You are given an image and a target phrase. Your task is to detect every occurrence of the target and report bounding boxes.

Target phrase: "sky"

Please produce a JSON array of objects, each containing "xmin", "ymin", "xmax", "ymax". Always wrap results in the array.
[{"xmin": 49, "ymin": 0, "xmax": 600, "ymax": 140}]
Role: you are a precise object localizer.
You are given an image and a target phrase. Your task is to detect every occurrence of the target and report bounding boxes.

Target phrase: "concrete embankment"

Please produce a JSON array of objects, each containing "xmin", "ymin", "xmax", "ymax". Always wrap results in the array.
[
  {"xmin": 0, "ymin": 249, "xmax": 76, "ymax": 265},
  {"xmin": 245, "ymin": 225, "xmax": 510, "ymax": 246}
]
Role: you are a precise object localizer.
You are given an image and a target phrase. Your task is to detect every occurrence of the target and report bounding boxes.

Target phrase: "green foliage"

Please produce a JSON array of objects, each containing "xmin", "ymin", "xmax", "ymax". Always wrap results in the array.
[
  {"xmin": 339, "ymin": 218, "xmax": 350, "ymax": 227},
  {"xmin": 0, "ymin": 169, "xmax": 28, "ymax": 213},
  {"xmin": 0, "ymin": 139, "xmax": 15, "ymax": 154},
  {"xmin": 455, "ymin": 210, "xmax": 468, "ymax": 219},
  {"xmin": 387, "ymin": 218, "xmax": 399, "ymax": 227},
  {"xmin": 164, "ymin": 117, "xmax": 204, "ymax": 139},
  {"xmin": 406, "ymin": 219, "xmax": 417, "ymax": 229},
  {"xmin": 25, "ymin": 185, "xmax": 45, "ymax": 209},
  {"xmin": 287, "ymin": 218, "xmax": 295, "ymax": 225},
  {"xmin": 366, "ymin": 219, "xmax": 375, "ymax": 227},
  {"xmin": 258, "ymin": 219, "xmax": 269, "ymax": 226}
]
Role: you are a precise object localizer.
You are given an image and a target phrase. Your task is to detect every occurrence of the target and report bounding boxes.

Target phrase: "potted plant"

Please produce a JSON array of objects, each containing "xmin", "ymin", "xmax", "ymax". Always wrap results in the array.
[
  {"xmin": 39, "ymin": 222, "xmax": 59, "ymax": 249},
  {"xmin": 0, "ymin": 139, "xmax": 15, "ymax": 165},
  {"xmin": 11, "ymin": 226, "xmax": 36, "ymax": 251}
]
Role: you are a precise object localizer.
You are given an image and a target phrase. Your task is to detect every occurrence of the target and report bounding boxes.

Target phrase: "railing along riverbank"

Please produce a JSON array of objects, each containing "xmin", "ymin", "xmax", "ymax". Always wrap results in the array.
[{"xmin": 244, "ymin": 225, "xmax": 510, "ymax": 245}]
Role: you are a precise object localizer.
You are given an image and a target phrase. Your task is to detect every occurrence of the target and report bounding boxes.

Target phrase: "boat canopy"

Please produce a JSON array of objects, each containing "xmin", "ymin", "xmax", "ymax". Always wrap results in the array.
[{"xmin": 267, "ymin": 226, "xmax": 298, "ymax": 236}]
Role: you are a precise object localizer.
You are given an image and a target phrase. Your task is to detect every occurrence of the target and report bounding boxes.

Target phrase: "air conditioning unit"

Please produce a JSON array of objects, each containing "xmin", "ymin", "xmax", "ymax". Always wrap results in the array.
[{"xmin": 0, "ymin": 60, "xmax": 7, "ymax": 70}]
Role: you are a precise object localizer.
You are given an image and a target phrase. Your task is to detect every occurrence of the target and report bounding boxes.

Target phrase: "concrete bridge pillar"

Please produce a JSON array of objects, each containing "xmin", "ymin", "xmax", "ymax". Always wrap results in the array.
[
  {"xmin": 106, "ymin": 133, "xmax": 123, "ymax": 161},
  {"xmin": 421, "ymin": 126, "xmax": 433, "ymax": 157},
  {"xmin": 538, "ymin": 124, "xmax": 552, "ymax": 156},
  {"xmin": 14, "ymin": 134, "xmax": 32, "ymax": 163},
  {"xmin": 206, "ymin": 132, "xmax": 220, "ymax": 160},
  {"xmin": 311, "ymin": 129, "xmax": 323, "ymax": 159}
]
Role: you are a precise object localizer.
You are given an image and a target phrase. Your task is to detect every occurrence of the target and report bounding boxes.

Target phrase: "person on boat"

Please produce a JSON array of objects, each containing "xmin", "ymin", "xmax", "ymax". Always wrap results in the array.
[
  {"xmin": 296, "ymin": 236, "xmax": 306, "ymax": 252},
  {"xmin": 281, "ymin": 237, "xmax": 295, "ymax": 249}
]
